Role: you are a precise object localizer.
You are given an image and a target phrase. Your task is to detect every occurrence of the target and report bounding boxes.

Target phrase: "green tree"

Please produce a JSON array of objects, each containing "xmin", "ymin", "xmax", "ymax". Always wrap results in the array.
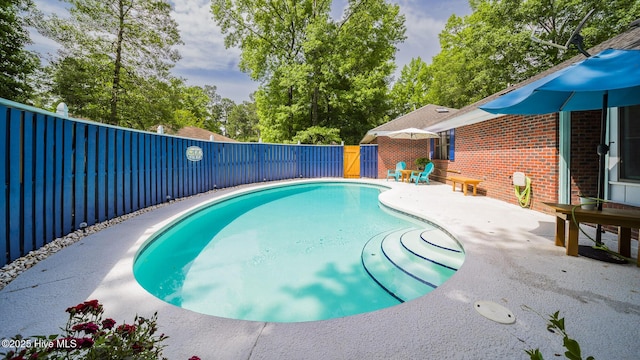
[
  {"xmin": 389, "ymin": 57, "xmax": 432, "ymax": 116},
  {"xmin": 169, "ymin": 79, "xmax": 212, "ymax": 130},
  {"xmin": 202, "ymin": 85, "xmax": 224, "ymax": 133},
  {"xmin": 218, "ymin": 97, "xmax": 236, "ymax": 136},
  {"xmin": 428, "ymin": 0, "xmax": 528, "ymax": 108},
  {"xmin": 227, "ymin": 98, "xmax": 260, "ymax": 142},
  {"xmin": 38, "ymin": 0, "xmax": 182, "ymax": 126},
  {"xmin": 427, "ymin": 0, "xmax": 640, "ymax": 109},
  {"xmin": 291, "ymin": 125, "xmax": 342, "ymax": 145},
  {"xmin": 211, "ymin": 0, "xmax": 406, "ymax": 144},
  {"xmin": 119, "ymin": 74, "xmax": 176, "ymax": 129},
  {"xmin": 50, "ymin": 55, "xmax": 112, "ymax": 120},
  {"xmin": 318, "ymin": 0, "xmax": 404, "ymax": 143},
  {"xmin": 0, "ymin": 0, "xmax": 39, "ymax": 102}
]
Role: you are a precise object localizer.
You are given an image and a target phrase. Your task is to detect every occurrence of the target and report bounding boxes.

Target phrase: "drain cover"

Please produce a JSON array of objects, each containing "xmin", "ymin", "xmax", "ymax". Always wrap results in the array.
[{"xmin": 473, "ymin": 301, "xmax": 515, "ymax": 324}]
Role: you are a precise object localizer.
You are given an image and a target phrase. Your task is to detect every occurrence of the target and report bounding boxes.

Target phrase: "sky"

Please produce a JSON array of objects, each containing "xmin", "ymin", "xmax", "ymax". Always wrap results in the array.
[{"xmin": 30, "ymin": 0, "xmax": 471, "ymax": 104}]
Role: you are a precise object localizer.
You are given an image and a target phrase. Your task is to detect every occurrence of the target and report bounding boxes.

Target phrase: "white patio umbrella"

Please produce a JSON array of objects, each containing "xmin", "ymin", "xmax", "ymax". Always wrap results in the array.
[{"xmin": 387, "ymin": 127, "xmax": 439, "ymax": 139}]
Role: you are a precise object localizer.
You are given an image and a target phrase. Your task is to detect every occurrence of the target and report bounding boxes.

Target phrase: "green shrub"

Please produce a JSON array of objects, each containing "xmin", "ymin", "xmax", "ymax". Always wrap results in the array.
[
  {"xmin": 414, "ymin": 157, "xmax": 431, "ymax": 169},
  {"xmin": 0, "ymin": 300, "xmax": 200, "ymax": 360},
  {"xmin": 526, "ymin": 311, "xmax": 594, "ymax": 360}
]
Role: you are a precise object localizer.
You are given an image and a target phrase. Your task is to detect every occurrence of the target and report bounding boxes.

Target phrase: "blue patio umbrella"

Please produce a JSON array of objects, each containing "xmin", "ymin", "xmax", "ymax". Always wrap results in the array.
[
  {"xmin": 480, "ymin": 49, "xmax": 640, "ymax": 115},
  {"xmin": 480, "ymin": 48, "xmax": 640, "ymax": 252}
]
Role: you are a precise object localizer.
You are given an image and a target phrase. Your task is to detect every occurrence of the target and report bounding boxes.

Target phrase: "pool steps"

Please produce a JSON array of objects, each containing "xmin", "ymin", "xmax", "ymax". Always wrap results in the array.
[
  {"xmin": 361, "ymin": 228, "xmax": 464, "ymax": 302},
  {"xmin": 400, "ymin": 229, "xmax": 464, "ymax": 271}
]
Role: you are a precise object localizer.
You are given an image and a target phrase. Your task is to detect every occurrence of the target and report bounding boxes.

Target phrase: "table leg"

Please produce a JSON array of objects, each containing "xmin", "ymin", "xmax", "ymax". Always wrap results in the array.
[
  {"xmin": 618, "ymin": 227, "xmax": 631, "ymax": 258},
  {"xmin": 554, "ymin": 216, "xmax": 565, "ymax": 247},
  {"xmin": 451, "ymin": 181, "xmax": 456, "ymax": 192},
  {"xmin": 462, "ymin": 183, "xmax": 467, "ymax": 196},
  {"xmin": 472, "ymin": 184, "xmax": 477, "ymax": 196},
  {"xmin": 567, "ymin": 219, "xmax": 579, "ymax": 256}
]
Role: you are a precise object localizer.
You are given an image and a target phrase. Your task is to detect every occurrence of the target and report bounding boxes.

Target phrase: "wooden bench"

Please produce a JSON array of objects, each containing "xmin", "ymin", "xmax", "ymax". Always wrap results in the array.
[
  {"xmin": 447, "ymin": 175, "xmax": 482, "ymax": 196},
  {"xmin": 543, "ymin": 202, "xmax": 640, "ymax": 266}
]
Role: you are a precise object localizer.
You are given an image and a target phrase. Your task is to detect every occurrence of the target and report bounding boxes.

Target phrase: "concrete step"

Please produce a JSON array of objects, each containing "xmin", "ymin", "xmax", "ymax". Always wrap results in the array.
[{"xmin": 361, "ymin": 229, "xmax": 434, "ymax": 301}]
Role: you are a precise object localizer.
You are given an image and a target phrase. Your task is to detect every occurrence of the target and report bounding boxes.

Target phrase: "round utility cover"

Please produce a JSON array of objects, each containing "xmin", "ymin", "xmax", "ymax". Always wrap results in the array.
[{"xmin": 473, "ymin": 301, "xmax": 515, "ymax": 324}]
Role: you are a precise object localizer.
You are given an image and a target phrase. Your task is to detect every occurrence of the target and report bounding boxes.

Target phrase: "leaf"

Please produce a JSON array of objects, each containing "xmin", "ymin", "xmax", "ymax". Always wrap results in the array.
[
  {"xmin": 40, "ymin": 0, "xmax": 182, "ymax": 127},
  {"xmin": 213, "ymin": 0, "xmax": 405, "ymax": 144},
  {"xmin": 563, "ymin": 338, "xmax": 582, "ymax": 360},
  {"xmin": 525, "ymin": 348, "xmax": 545, "ymax": 360},
  {"xmin": 426, "ymin": 0, "xmax": 640, "ymax": 109}
]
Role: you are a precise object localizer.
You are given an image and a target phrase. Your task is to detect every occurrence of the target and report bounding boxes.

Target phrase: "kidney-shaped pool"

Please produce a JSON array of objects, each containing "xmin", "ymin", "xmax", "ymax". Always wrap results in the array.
[{"xmin": 134, "ymin": 181, "xmax": 464, "ymax": 322}]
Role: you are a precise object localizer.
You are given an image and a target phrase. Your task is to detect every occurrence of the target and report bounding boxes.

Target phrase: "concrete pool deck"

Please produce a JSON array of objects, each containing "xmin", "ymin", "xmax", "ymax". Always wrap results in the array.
[{"xmin": 1, "ymin": 179, "xmax": 639, "ymax": 359}]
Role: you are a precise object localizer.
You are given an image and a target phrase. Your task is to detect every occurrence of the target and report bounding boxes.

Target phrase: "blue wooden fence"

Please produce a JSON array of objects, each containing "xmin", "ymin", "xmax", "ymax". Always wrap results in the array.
[
  {"xmin": 1, "ymin": 99, "xmax": 378, "ymax": 266},
  {"xmin": 360, "ymin": 145, "xmax": 378, "ymax": 178}
]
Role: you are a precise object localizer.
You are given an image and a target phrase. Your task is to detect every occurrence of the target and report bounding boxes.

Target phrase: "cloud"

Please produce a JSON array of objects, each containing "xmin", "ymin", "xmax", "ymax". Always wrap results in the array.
[
  {"xmin": 398, "ymin": 9, "xmax": 447, "ymax": 65},
  {"xmin": 28, "ymin": 30, "xmax": 60, "ymax": 59},
  {"xmin": 170, "ymin": 1, "xmax": 257, "ymax": 102},
  {"xmin": 28, "ymin": 0, "xmax": 67, "ymax": 59},
  {"xmin": 394, "ymin": 0, "xmax": 471, "ymax": 68},
  {"xmin": 173, "ymin": 67, "xmax": 258, "ymax": 103},
  {"xmin": 170, "ymin": 0, "xmax": 241, "ymax": 71},
  {"xmin": 29, "ymin": 0, "xmax": 471, "ymax": 104},
  {"xmin": 328, "ymin": 0, "xmax": 466, "ymax": 81},
  {"xmin": 171, "ymin": 0, "xmax": 258, "ymax": 104},
  {"xmin": 34, "ymin": 0, "xmax": 69, "ymax": 15}
]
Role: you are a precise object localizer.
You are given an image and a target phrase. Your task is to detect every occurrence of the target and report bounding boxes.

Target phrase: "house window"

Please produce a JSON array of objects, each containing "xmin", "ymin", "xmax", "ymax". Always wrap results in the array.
[
  {"xmin": 619, "ymin": 105, "xmax": 640, "ymax": 182},
  {"xmin": 433, "ymin": 130, "xmax": 451, "ymax": 160}
]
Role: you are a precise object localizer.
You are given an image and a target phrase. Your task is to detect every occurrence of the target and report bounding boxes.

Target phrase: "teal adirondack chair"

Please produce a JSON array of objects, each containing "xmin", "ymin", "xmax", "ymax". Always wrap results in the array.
[
  {"xmin": 409, "ymin": 162, "xmax": 434, "ymax": 185},
  {"xmin": 386, "ymin": 162, "xmax": 406, "ymax": 181}
]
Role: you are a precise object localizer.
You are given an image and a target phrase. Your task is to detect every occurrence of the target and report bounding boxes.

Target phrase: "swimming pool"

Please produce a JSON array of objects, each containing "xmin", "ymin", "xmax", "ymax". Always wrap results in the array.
[{"xmin": 134, "ymin": 181, "xmax": 464, "ymax": 322}]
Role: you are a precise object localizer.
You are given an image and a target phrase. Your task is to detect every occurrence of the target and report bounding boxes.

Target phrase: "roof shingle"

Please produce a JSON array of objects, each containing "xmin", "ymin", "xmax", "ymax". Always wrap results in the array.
[
  {"xmin": 361, "ymin": 104, "xmax": 458, "ymax": 143},
  {"xmin": 166, "ymin": 126, "xmax": 237, "ymax": 142}
]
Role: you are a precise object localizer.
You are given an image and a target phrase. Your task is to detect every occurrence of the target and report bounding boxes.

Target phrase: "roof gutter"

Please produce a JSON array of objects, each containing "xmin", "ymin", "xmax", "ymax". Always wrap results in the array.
[
  {"xmin": 424, "ymin": 109, "xmax": 501, "ymax": 133},
  {"xmin": 360, "ymin": 130, "xmax": 396, "ymax": 144}
]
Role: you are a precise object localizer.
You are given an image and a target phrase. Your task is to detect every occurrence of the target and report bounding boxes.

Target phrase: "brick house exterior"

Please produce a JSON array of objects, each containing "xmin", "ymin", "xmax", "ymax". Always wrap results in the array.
[
  {"xmin": 433, "ymin": 113, "xmax": 560, "ymax": 211},
  {"xmin": 361, "ymin": 104, "xmax": 457, "ymax": 179},
  {"xmin": 371, "ymin": 104, "xmax": 637, "ymax": 238},
  {"xmin": 364, "ymin": 24, "xmax": 640, "ymax": 239},
  {"xmin": 372, "ymin": 136, "xmax": 430, "ymax": 179},
  {"xmin": 372, "ymin": 110, "xmax": 605, "ymax": 212},
  {"xmin": 426, "ymin": 111, "xmax": 605, "ymax": 211}
]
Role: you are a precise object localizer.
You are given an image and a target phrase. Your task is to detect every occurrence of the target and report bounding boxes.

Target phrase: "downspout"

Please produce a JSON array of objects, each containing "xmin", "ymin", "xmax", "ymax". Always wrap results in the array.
[{"xmin": 558, "ymin": 111, "xmax": 571, "ymax": 203}]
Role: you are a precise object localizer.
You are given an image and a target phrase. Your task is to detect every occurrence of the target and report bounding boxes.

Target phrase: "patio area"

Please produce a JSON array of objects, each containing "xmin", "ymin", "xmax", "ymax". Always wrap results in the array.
[{"xmin": 1, "ymin": 179, "xmax": 639, "ymax": 359}]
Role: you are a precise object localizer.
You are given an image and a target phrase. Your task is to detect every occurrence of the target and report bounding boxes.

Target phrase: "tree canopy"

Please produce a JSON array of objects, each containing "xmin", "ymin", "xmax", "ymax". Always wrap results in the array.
[
  {"xmin": 7, "ymin": 0, "xmax": 640, "ymax": 143},
  {"xmin": 226, "ymin": 96, "xmax": 260, "ymax": 142},
  {"xmin": 388, "ymin": 57, "xmax": 431, "ymax": 117},
  {"xmin": 211, "ymin": 0, "xmax": 406, "ymax": 144},
  {"xmin": 0, "ymin": 0, "xmax": 39, "ymax": 102},
  {"xmin": 395, "ymin": 0, "xmax": 640, "ymax": 111},
  {"xmin": 38, "ymin": 0, "xmax": 183, "ymax": 126}
]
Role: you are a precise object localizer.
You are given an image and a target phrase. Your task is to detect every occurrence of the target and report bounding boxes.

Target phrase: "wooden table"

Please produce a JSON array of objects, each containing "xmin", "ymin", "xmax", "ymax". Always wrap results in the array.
[
  {"xmin": 400, "ymin": 169, "xmax": 414, "ymax": 182},
  {"xmin": 447, "ymin": 176, "xmax": 482, "ymax": 196},
  {"xmin": 543, "ymin": 202, "xmax": 640, "ymax": 266}
]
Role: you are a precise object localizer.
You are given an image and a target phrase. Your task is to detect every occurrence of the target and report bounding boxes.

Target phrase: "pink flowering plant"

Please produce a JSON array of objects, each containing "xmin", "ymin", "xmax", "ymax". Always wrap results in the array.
[{"xmin": 1, "ymin": 300, "xmax": 200, "ymax": 360}]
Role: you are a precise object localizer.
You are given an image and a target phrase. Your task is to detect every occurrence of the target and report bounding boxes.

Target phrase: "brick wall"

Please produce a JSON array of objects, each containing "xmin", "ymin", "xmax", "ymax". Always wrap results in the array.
[
  {"xmin": 568, "ymin": 111, "xmax": 600, "ymax": 204},
  {"xmin": 568, "ymin": 110, "xmax": 640, "ymax": 238},
  {"xmin": 375, "ymin": 136, "xmax": 430, "ymax": 178},
  {"xmin": 433, "ymin": 113, "xmax": 559, "ymax": 211},
  {"xmin": 372, "ymin": 111, "xmax": 637, "ymax": 238}
]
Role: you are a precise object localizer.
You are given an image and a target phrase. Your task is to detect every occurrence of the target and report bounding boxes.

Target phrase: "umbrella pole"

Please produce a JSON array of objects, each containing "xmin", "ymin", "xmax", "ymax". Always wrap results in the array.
[
  {"xmin": 595, "ymin": 93, "xmax": 609, "ymax": 246},
  {"xmin": 578, "ymin": 93, "xmax": 625, "ymax": 263}
]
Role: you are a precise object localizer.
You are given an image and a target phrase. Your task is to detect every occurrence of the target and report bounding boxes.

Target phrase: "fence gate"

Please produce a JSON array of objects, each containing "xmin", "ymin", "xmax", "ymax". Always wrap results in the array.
[{"xmin": 343, "ymin": 146, "xmax": 360, "ymax": 178}]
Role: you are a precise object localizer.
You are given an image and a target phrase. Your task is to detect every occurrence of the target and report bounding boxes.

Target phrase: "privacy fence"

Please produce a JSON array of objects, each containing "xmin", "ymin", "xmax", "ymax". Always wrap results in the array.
[{"xmin": 1, "ymin": 99, "xmax": 378, "ymax": 267}]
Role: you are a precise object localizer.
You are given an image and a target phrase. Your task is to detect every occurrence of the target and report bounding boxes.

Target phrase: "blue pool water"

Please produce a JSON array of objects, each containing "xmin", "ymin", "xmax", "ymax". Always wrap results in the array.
[{"xmin": 134, "ymin": 182, "xmax": 462, "ymax": 322}]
